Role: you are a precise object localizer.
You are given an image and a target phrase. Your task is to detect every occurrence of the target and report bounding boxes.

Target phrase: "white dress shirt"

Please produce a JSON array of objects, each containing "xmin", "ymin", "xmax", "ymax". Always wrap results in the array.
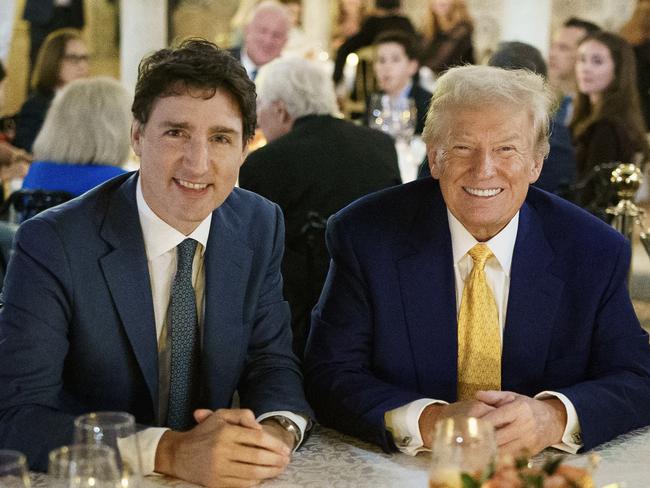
[
  {"xmin": 384, "ymin": 210, "xmax": 582, "ymax": 455},
  {"xmin": 120, "ymin": 178, "xmax": 306, "ymax": 475}
]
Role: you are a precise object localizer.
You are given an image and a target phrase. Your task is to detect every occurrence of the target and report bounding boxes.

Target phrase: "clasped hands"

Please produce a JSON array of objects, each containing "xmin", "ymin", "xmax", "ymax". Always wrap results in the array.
[
  {"xmin": 155, "ymin": 408, "xmax": 295, "ymax": 488},
  {"xmin": 419, "ymin": 391, "xmax": 568, "ymax": 456}
]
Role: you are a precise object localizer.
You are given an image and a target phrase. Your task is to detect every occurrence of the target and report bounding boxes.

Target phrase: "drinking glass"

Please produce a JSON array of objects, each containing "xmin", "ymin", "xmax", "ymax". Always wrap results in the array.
[
  {"xmin": 0, "ymin": 450, "xmax": 31, "ymax": 487},
  {"xmin": 368, "ymin": 94, "xmax": 416, "ymax": 144},
  {"xmin": 73, "ymin": 412, "xmax": 143, "ymax": 487},
  {"xmin": 429, "ymin": 416, "xmax": 497, "ymax": 488},
  {"xmin": 48, "ymin": 445, "xmax": 120, "ymax": 488}
]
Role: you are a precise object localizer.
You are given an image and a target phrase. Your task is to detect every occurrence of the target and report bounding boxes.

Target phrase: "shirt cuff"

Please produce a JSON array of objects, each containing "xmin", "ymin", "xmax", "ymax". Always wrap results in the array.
[
  {"xmin": 535, "ymin": 390, "xmax": 583, "ymax": 453},
  {"xmin": 257, "ymin": 411, "xmax": 307, "ymax": 451},
  {"xmin": 384, "ymin": 398, "xmax": 448, "ymax": 456},
  {"xmin": 118, "ymin": 426, "xmax": 169, "ymax": 476}
]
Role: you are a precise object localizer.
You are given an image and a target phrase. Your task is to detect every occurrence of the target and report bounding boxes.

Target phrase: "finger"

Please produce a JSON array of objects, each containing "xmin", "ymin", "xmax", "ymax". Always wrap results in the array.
[
  {"xmin": 493, "ymin": 418, "xmax": 524, "ymax": 447},
  {"xmin": 230, "ymin": 444, "xmax": 290, "ymax": 468},
  {"xmin": 214, "ymin": 409, "xmax": 262, "ymax": 430},
  {"xmin": 475, "ymin": 390, "xmax": 517, "ymax": 407},
  {"xmin": 227, "ymin": 459, "xmax": 288, "ymax": 481},
  {"xmin": 481, "ymin": 401, "xmax": 520, "ymax": 429},
  {"xmin": 213, "ymin": 476, "xmax": 261, "ymax": 487},
  {"xmin": 232, "ymin": 424, "xmax": 292, "ymax": 456},
  {"xmin": 497, "ymin": 437, "xmax": 530, "ymax": 457},
  {"xmin": 465, "ymin": 401, "xmax": 497, "ymax": 418},
  {"xmin": 194, "ymin": 408, "xmax": 213, "ymax": 423}
]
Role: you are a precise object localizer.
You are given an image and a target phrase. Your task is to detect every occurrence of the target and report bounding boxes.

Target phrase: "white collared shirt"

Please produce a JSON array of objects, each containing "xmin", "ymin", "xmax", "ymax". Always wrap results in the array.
[
  {"xmin": 384, "ymin": 210, "xmax": 582, "ymax": 455},
  {"xmin": 240, "ymin": 49, "xmax": 259, "ymax": 80},
  {"xmin": 120, "ymin": 177, "xmax": 305, "ymax": 475}
]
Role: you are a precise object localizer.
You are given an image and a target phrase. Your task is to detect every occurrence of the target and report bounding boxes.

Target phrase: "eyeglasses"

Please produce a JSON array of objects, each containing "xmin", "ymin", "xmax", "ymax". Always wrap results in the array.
[{"xmin": 63, "ymin": 54, "xmax": 90, "ymax": 64}]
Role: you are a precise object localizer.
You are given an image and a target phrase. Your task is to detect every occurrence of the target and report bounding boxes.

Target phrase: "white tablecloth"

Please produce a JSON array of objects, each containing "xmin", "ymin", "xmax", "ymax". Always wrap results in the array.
[{"xmin": 32, "ymin": 423, "xmax": 650, "ymax": 487}]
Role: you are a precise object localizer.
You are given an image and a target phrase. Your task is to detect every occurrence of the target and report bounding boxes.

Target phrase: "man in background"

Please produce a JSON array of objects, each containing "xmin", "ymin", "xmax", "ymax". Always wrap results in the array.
[
  {"xmin": 548, "ymin": 17, "xmax": 601, "ymax": 123},
  {"xmin": 228, "ymin": 0, "xmax": 291, "ymax": 80},
  {"xmin": 239, "ymin": 57, "xmax": 401, "ymax": 358}
]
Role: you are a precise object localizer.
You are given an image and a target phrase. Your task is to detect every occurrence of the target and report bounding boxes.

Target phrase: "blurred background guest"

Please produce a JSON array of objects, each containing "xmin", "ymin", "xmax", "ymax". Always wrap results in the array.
[
  {"xmin": 331, "ymin": 0, "xmax": 368, "ymax": 51},
  {"xmin": 13, "ymin": 28, "xmax": 89, "ymax": 153},
  {"xmin": 22, "ymin": 0, "xmax": 84, "ymax": 84},
  {"xmin": 420, "ymin": 0, "xmax": 474, "ymax": 75},
  {"xmin": 548, "ymin": 17, "xmax": 601, "ymax": 124},
  {"xmin": 332, "ymin": 0, "xmax": 415, "ymax": 87},
  {"xmin": 0, "ymin": 62, "xmax": 30, "ymax": 190},
  {"xmin": 488, "ymin": 41, "xmax": 576, "ymax": 199},
  {"xmin": 620, "ymin": 0, "xmax": 650, "ymax": 128},
  {"xmin": 228, "ymin": 0, "xmax": 291, "ymax": 80},
  {"xmin": 240, "ymin": 57, "xmax": 400, "ymax": 358},
  {"xmin": 22, "ymin": 76, "xmax": 130, "ymax": 197},
  {"xmin": 571, "ymin": 31, "xmax": 649, "ymax": 211},
  {"xmin": 368, "ymin": 30, "xmax": 431, "ymax": 136}
]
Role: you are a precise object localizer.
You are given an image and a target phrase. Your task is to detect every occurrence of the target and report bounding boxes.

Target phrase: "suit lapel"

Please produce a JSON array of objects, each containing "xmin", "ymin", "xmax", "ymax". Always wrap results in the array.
[
  {"xmin": 502, "ymin": 201, "xmax": 565, "ymax": 393},
  {"xmin": 202, "ymin": 198, "xmax": 253, "ymax": 406},
  {"xmin": 98, "ymin": 174, "xmax": 159, "ymax": 417},
  {"xmin": 397, "ymin": 183, "xmax": 458, "ymax": 401}
]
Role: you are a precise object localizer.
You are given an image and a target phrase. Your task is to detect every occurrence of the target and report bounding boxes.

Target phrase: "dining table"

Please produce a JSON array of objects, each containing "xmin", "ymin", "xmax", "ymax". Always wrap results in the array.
[{"xmin": 30, "ymin": 422, "xmax": 650, "ymax": 487}]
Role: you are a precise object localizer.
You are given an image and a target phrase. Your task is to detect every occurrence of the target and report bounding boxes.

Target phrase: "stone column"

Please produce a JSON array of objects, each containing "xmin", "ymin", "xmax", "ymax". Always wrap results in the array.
[
  {"xmin": 498, "ymin": 0, "xmax": 552, "ymax": 58},
  {"xmin": 119, "ymin": 0, "xmax": 167, "ymax": 93},
  {"xmin": 302, "ymin": 0, "xmax": 331, "ymax": 52}
]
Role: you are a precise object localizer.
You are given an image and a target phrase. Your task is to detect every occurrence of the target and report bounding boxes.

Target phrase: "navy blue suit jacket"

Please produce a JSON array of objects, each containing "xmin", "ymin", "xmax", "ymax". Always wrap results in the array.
[
  {"xmin": 305, "ymin": 177, "xmax": 650, "ymax": 452},
  {"xmin": 0, "ymin": 172, "xmax": 310, "ymax": 470}
]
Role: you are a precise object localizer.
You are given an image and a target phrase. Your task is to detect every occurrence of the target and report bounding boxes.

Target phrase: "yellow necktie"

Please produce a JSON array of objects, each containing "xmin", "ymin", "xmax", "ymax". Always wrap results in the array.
[{"xmin": 457, "ymin": 243, "xmax": 501, "ymax": 400}]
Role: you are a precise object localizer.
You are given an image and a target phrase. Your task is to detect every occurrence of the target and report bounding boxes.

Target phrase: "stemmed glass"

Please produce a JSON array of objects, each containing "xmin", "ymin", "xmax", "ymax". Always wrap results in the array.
[
  {"xmin": 73, "ymin": 412, "xmax": 143, "ymax": 487},
  {"xmin": 429, "ymin": 416, "xmax": 497, "ymax": 488},
  {"xmin": 368, "ymin": 93, "xmax": 416, "ymax": 144},
  {"xmin": 48, "ymin": 445, "xmax": 121, "ymax": 488},
  {"xmin": 0, "ymin": 450, "xmax": 31, "ymax": 487}
]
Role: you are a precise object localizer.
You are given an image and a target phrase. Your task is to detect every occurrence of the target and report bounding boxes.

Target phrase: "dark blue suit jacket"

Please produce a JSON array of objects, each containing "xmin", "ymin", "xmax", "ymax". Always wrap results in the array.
[
  {"xmin": 305, "ymin": 177, "xmax": 650, "ymax": 452},
  {"xmin": 0, "ymin": 172, "xmax": 310, "ymax": 470}
]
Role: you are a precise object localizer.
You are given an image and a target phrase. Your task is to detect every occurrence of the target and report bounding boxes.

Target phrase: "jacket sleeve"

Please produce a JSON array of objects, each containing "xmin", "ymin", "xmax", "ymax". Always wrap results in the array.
[
  {"xmin": 0, "ymin": 217, "xmax": 77, "ymax": 471},
  {"xmin": 304, "ymin": 212, "xmax": 428, "ymax": 452},
  {"xmin": 556, "ymin": 236, "xmax": 650, "ymax": 450}
]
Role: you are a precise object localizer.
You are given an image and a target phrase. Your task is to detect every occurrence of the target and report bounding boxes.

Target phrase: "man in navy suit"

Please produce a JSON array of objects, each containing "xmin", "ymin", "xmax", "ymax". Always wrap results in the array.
[
  {"xmin": 0, "ymin": 39, "xmax": 311, "ymax": 487},
  {"xmin": 305, "ymin": 65, "xmax": 650, "ymax": 457}
]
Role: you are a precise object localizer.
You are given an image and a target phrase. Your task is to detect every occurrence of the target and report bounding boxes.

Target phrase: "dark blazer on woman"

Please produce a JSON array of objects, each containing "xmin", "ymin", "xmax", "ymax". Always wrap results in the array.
[{"xmin": 13, "ymin": 89, "xmax": 54, "ymax": 152}]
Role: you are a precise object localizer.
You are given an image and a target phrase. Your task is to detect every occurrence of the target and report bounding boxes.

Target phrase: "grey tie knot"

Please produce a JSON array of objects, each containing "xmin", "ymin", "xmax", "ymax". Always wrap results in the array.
[{"xmin": 176, "ymin": 238, "xmax": 198, "ymax": 275}]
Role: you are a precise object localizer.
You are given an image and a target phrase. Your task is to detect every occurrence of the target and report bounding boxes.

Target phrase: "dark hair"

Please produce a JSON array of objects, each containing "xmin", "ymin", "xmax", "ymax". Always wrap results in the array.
[
  {"xmin": 488, "ymin": 41, "xmax": 547, "ymax": 78},
  {"xmin": 376, "ymin": 0, "xmax": 400, "ymax": 10},
  {"xmin": 0, "ymin": 61, "xmax": 5, "ymax": 82},
  {"xmin": 571, "ymin": 31, "xmax": 649, "ymax": 159},
  {"xmin": 132, "ymin": 38, "xmax": 257, "ymax": 143},
  {"xmin": 563, "ymin": 17, "xmax": 601, "ymax": 35},
  {"xmin": 374, "ymin": 30, "xmax": 420, "ymax": 61},
  {"xmin": 32, "ymin": 28, "xmax": 84, "ymax": 93}
]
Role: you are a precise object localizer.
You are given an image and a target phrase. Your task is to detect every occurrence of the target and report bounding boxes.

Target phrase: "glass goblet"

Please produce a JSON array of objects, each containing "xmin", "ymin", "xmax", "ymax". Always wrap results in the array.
[
  {"xmin": 48, "ymin": 444, "xmax": 121, "ymax": 488},
  {"xmin": 0, "ymin": 450, "xmax": 31, "ymax": 487},
  {"xmin": 429, "ymin": 416, "xmax": 497, "ymax": 488},
  {"xmin": 73, "ymin": 411, "xmax": 143, "ymax": 487}
]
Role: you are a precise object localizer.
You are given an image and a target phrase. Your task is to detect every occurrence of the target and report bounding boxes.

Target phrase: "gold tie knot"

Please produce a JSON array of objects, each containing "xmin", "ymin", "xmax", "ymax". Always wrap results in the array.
[{"xmin": 468, "ymin": 243, "xmax": 493, "ymax": 270}]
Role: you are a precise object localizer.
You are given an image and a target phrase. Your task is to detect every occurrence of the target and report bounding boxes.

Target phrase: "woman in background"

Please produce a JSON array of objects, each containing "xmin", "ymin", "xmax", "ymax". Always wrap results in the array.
[
  {"xmin": 13, "ymin": 28, "xmax": 89, "ymax": 152},
  {"xmin": 571, "ymin": 31, "xmax": 649, "ymax": 209},
  {"xmin": 420, "ymin": 0, "xmax": 474, "ymax": 75},
  {"xmin": 331, "ymin": 0, "xmax": 368, "ymax": 51},
  {"xmin": 22, "ymin": 77, "xmax": 130, "ymax": 197}
]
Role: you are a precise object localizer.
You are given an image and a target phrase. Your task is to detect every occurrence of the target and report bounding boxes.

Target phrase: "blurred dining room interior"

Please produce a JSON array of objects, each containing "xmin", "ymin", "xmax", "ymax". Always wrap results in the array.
[{"xmin": 2, "ymin": 0, "xmax": 650, "ymax": 487}]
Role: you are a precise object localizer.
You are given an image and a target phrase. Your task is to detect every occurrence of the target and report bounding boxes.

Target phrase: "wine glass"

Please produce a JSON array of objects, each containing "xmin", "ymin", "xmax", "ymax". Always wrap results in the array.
[
  {"xmin": 73, "ymin": 412, "xmax": 143, "ymax": 487},
  {"xmin": 48, "ymin": 445, "xmax": 121, "ymax": 488},
  {"xmin": 429, "ymin": 416, "xmax": 497, "ymax": 488},
  {"xmin": 368, "ymin": 93, "xmax": 390, "ymax": 133},
  {"xmin": 0, "ymin": 450, "xmax": 31, "ymax": 487}
]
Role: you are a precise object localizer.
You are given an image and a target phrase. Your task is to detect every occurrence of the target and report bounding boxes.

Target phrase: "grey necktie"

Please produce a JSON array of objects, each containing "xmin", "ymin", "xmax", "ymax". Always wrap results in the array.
[{"xmin": 167, "ymin": 238, "xmax": 200, "ymax": 431}]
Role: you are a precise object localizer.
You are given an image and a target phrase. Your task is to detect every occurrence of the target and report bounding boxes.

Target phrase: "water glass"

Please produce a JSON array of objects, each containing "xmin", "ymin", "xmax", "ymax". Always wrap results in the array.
[
  {"xmin": 48, "ymin": 444, "xmax": 120, "ymax": 488},
  {"xmin": 429, "ymin": 416, "xmax": 497, "ymax": 488},
  {"xmin": 0, "ymin": 450, "xmax": 31, "ymax": 487},
  {"xmin": 73, "ymin": 412, "xmax": 143, "ymax": 487}
]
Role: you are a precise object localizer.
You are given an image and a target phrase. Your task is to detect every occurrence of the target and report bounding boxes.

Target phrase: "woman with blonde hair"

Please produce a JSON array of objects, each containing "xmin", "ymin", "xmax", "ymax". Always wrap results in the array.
[
  {"xmin": 22, "ymin": 77, "xmax": 130, "ymax": 197},
  {"xmin": 420, "ymin": 0, "xmax": 474, "ymax": 74}
]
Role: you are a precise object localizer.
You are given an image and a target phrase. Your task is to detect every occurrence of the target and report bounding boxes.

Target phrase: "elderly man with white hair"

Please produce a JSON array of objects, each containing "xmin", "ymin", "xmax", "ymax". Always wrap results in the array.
[
  {"xmin": 228, "ymin": 0, "xmax": 291, "ymax": 80},
  {"xmin": 239, "ymin": 57, "xmax": 401, "ymax": 358},
  {"xmin": 304, "ymin": 64, "xmax": 650, "ymax": 458}
]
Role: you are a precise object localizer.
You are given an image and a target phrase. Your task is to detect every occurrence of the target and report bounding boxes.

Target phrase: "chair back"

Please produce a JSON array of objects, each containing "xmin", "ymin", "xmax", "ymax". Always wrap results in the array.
[
  {"xmin": 0, "ymin": 221, "xmax": 18, "ymax": 290},
  {"xmin": 0, "ymin": 189, "xmax": 73, "ymax": 223},
  {"xmin": 342, "ymin": 46, "xmax": 377, "ymax": 120}
]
